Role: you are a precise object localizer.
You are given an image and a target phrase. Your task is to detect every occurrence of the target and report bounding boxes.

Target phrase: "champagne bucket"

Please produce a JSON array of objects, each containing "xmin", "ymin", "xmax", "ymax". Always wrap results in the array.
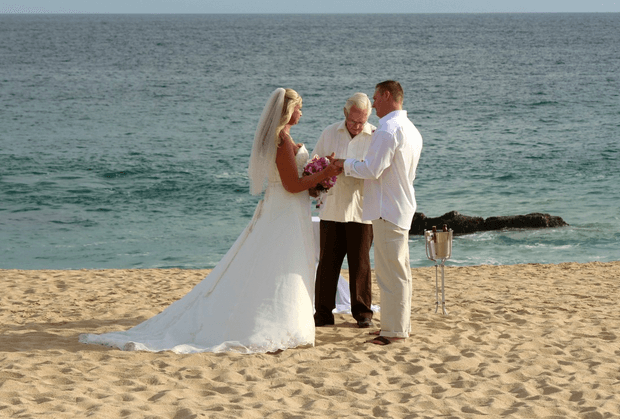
[{"xmin": 425, "ymin": 230, "xmax": 453, "ymax": 261}]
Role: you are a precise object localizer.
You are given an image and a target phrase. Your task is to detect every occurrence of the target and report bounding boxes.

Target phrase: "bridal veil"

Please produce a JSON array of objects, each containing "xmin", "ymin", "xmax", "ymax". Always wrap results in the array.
[{"xmin": 248, "ymin": 88, "xmax": 285, "ymax": 196}]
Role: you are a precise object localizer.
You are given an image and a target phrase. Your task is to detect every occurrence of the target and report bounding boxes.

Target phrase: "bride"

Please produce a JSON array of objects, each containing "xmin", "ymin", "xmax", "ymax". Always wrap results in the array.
[{"xmin": 80, "ymin": 88, "xmax": 341, "ymax": 354}]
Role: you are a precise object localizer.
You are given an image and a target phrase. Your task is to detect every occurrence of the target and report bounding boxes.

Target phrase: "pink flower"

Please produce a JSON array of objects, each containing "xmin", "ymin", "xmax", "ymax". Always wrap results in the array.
[{"xmin": 303, "ymin": 155, "xmax": 338, "ymax": 191}]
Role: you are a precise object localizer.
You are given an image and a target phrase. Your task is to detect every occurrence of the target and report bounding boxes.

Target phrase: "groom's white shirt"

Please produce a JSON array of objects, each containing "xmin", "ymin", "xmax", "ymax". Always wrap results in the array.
[{"xmin": 343, "ymin": 110, "xmax": 423, "ymax": 230}]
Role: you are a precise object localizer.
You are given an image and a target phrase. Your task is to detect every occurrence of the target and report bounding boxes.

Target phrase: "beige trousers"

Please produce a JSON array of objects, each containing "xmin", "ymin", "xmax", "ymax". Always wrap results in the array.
[{"xmin": 372, "ymin": 218, "xmax": 412, "ymax": 338}]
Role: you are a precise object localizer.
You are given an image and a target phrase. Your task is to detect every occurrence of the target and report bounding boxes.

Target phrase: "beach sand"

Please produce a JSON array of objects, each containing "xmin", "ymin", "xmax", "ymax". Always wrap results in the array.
[{"xmin": 1, "ymin": 262, "xmax": 619, "ymax": 418}]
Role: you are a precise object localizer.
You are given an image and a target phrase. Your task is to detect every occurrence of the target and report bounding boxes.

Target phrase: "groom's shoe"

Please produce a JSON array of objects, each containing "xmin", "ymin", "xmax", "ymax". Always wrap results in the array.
[{"xmin": 357, "ymin": 318, "xmax": 373, "ymax": 328}]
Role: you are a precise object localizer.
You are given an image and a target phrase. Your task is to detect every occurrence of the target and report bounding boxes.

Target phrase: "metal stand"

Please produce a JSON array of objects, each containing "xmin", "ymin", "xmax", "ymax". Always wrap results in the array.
[
  {"xmin": 425, "ymin": 229, "xmax": 453, "ymax": 315},
  {"xmin": 434, "ymin": 263, "xmax": 448, "ymax": 315}
]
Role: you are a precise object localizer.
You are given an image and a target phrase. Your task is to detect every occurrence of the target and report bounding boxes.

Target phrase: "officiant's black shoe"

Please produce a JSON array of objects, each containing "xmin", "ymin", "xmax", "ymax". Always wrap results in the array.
[
  {"xmin": 314, "ymin": 317, "xmax": 334, "ymax": 327},
  {"xmin": 357, "ymin": 318, "xmax": 373, "ymax": 328}
]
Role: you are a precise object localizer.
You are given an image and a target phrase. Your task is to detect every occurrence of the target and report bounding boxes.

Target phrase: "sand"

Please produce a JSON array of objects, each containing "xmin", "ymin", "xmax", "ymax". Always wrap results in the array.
[{"xmin": 1, "ymin": 262, "xmax": 619, "ymax": 418}]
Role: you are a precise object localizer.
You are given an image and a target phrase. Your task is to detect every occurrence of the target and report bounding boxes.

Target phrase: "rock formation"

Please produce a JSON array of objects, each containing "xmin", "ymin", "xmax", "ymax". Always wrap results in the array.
[{"xmin": 410, "ymin": 211, "xmax": 568, "ymax": 235}]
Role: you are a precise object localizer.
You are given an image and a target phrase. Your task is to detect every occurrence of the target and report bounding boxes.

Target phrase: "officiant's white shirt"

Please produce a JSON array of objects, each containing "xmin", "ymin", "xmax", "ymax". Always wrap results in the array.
[
  {"xmin": 312, "ymin": 120, "xmax": 375, "ymax": 224},
  {"xmin": 343, "ymin": 110, "xmax": 423, "ymax": 230}
]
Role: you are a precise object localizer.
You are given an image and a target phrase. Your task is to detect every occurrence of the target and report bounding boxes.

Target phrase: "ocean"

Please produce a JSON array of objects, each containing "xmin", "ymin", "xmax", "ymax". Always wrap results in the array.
[{"xmin": 1, "ymin": 13, "xmax": 619, "ymax": 270}]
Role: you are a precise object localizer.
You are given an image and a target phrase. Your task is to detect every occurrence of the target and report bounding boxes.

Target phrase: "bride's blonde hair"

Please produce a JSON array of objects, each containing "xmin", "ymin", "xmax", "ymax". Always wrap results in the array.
[{"xmin": 275, "ymin": 88, "xmax": 302, "ymax": 145}]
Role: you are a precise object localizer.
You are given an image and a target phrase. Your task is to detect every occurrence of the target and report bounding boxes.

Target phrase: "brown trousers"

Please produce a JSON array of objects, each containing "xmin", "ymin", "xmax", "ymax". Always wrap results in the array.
[{"xmin": 314, "ymin": 220, "xmax": 374, "ymax": 324}]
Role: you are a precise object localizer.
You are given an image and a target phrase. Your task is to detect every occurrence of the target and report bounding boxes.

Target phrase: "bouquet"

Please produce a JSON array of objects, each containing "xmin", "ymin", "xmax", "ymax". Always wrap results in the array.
[{"xmin": 303, "ymin": 155, "xmax": 337, "ymax": 192}]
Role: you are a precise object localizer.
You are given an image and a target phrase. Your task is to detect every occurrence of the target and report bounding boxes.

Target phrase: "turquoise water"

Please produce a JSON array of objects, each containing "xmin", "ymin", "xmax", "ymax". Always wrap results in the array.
[{"xmin": 1, "ymin": 13, "xmax": 619, "ymax": 269}]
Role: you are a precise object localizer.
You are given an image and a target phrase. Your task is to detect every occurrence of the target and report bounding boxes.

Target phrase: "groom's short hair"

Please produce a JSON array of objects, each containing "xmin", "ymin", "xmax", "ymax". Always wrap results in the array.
[{"xmin": 375, "ymin": 80, "xmax": 404, "ymax": 105}]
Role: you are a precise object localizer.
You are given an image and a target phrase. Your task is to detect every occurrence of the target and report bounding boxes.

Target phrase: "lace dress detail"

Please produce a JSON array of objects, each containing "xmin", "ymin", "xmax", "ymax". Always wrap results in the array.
[{"xmin": 80, "ymin": 146, "xmax": 315, "ymax": 354}]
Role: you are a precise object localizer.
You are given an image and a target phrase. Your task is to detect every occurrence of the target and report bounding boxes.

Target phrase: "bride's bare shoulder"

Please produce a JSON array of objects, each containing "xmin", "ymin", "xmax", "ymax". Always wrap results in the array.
[{"xmin": 278, "ymin": 133, "xmax": 303, "ymax": 155}]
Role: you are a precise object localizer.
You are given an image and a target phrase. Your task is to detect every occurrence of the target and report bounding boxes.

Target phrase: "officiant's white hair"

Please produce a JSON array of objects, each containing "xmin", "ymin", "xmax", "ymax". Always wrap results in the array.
[
  {"xmin": 276, "ymin": 89, "xmax": 302, "ymax": 145},
  {"xmin": 344, "ymin": 92, "xmax": 372, "ymax": 117}
]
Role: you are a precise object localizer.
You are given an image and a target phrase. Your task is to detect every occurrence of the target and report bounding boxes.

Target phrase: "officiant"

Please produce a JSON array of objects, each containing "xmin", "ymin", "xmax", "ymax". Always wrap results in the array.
[{"xmin": 312, "ymin": 93, "xmax": 376, "ymax": 329}]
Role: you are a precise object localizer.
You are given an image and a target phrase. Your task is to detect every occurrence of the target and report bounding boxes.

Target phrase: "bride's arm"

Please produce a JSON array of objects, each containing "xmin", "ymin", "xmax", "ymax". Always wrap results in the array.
[{"xmin": 276, "ymin": 137, "xmax": 340, "ymax": 194}]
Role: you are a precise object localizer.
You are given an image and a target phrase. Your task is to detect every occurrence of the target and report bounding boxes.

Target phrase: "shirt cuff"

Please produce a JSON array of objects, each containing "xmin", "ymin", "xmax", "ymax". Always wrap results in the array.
[{"xmin": 344, "ymin": 158, "xmax": 357, "ymax": 176}]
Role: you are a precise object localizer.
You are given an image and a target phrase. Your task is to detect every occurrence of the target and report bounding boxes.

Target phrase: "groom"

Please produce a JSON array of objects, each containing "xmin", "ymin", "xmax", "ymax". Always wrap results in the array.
[{"xmin": 334, "ymin": 80, "xmax": 423, "ymax": 345}]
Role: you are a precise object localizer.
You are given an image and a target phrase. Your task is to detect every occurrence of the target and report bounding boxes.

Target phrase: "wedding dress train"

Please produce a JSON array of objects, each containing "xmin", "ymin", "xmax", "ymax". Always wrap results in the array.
[{"xmin": 80, "ymin": 145, "xmax": 315, "ymax": 354}]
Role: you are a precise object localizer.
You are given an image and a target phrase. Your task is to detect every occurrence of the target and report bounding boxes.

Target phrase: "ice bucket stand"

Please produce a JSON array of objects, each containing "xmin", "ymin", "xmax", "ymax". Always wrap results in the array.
[{"xmin": 425, "ymin": 228, "xmax": 453, "ymax": 315}]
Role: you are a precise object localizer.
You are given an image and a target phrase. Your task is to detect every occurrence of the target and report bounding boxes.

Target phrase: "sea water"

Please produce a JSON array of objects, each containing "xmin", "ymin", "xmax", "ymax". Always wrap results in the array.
[{"xmin": 1, "ymin": 13, "xmax": 619, "ymax": 269}]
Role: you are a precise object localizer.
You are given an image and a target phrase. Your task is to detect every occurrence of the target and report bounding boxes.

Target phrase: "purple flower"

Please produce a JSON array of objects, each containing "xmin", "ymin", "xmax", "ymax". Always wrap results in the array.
[{"xmin": 303, "ymin": 155, "xmax": 338, "ymax": 191}]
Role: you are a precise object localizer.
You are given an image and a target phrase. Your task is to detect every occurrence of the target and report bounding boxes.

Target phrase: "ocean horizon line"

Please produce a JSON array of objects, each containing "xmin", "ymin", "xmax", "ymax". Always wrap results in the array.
[{"xmin": 2, "ymin": 11, "xmax": 618, "ymax": 16}]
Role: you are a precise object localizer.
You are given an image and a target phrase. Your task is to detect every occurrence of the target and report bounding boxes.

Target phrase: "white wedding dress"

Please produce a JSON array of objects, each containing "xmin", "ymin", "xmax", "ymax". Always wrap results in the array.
[{"xmin": 80, "ymin": 145, "xmax": 316, "ymax": 354}]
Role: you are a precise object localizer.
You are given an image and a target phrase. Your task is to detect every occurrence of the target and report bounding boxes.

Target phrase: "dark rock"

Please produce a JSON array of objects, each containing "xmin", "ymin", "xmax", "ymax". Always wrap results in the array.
[{"xmin": 409, "ymin": 211, "xmax": 568, "ymax": 235}]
